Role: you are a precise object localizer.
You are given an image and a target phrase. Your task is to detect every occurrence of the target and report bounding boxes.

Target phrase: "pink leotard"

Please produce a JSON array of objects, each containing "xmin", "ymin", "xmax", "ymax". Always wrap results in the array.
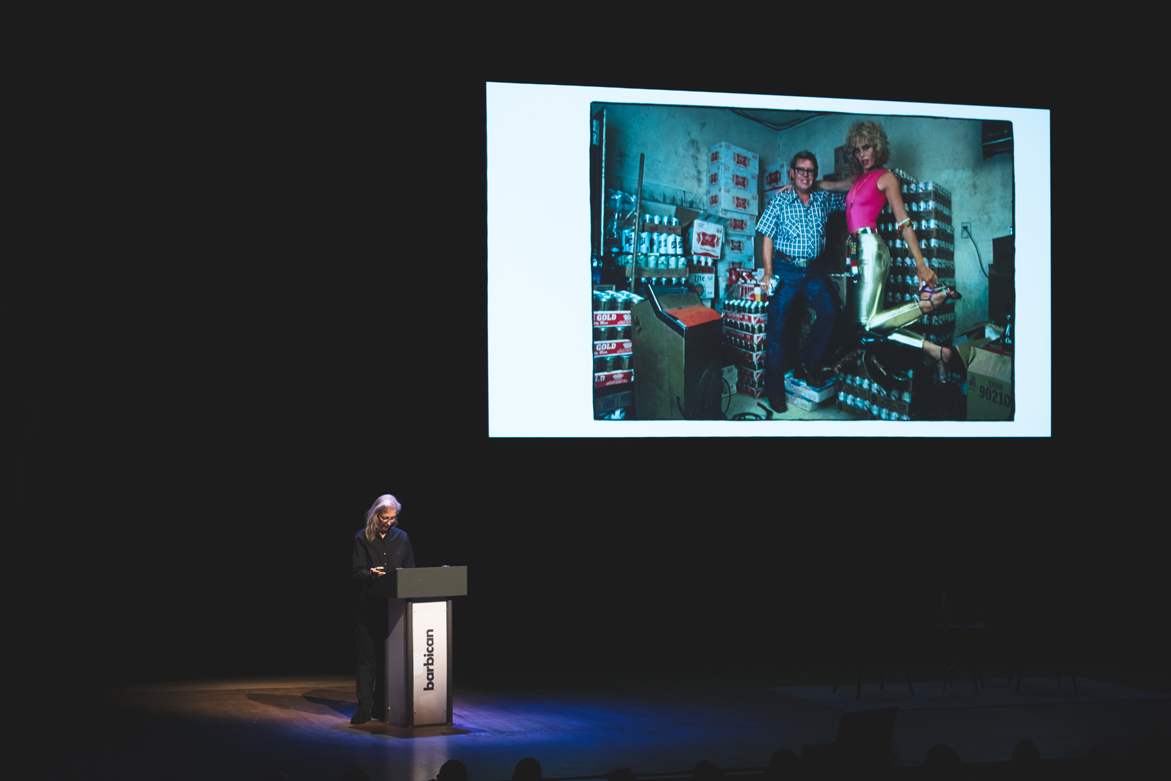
[{"xmin": 846, "ymin": 169, "xmax": 888, "ymax": 234}]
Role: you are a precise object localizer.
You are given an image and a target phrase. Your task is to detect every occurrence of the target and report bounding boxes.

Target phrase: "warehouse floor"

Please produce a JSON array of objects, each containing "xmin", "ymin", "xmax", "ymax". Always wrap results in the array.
[
  {"xmin": 605, "ymin": 378, "xmax": 966, "ymax": 422},
  {"xmin": 598, "ymin": 349, "xmax": 971, "ymax": 422},
  {"xmin": 720, "ymin": 387, "xmax": 856, "ymax": 421},
  {"xmin": 715, "ymin": 351, "xmax": 971, "ymax": 423}
]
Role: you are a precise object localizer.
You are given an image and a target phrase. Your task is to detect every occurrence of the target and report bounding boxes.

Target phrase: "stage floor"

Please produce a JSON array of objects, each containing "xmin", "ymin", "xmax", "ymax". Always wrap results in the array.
[{"xmin": 29, "ymin": 668, "xmax": 1171, "ymax": 781}]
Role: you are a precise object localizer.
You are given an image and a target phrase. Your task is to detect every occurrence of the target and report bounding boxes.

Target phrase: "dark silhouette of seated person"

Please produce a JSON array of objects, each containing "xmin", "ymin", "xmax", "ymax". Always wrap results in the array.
[
  {"xmin": 430, "ymin": 759, "xmax": 467, "ymax": 781},
  {"xmin": 692, "ymin": 759, "xmax": 723, "ymax": 779},
  {"xmin": 513, "ymin": 756, "xmax": 543, "ymax": 781},
  {"xmin": 765, "ymin": 749, "xmax": 799, "ymax": 779},
  {"xmin": 1009, "ymin": 738, "xmax": 1040, "ymax": 779},
  {"xmin": 923, "ymin": 743, "xmax": 962, "ymax": 779}
]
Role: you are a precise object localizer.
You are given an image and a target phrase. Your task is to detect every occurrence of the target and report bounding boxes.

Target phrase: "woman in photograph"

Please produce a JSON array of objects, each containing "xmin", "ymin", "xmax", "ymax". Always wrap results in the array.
[{"xmin": 789, "ymin": 120, "xmax": 962, "ymax": 382}]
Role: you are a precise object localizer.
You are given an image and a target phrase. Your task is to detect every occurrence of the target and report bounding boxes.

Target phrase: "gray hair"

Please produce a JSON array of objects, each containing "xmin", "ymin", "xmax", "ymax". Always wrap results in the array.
[{"xmin": 364, "ymin": 494, "xmax": 402, "ymax": 541}]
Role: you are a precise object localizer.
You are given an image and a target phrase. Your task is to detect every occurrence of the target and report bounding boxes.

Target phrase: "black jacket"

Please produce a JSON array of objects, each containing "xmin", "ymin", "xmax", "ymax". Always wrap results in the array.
[{"xmin": 353, "ymin": 525, "xmax": 415, "ymax": 608}]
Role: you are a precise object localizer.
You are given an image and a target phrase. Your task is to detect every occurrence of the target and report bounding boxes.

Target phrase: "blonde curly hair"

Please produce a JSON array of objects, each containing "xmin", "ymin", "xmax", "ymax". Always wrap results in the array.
[{"xmin": 844, "ymin": 120, "xmax": 891, "ymax": 174}]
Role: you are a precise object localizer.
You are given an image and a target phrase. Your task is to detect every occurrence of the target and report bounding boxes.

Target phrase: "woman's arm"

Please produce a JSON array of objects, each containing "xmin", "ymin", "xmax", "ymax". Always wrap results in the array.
[
  {"xmin": 774, "ymin": 172, "xmax": 857, "ymax": 196},
  {"xmin": 879, "ymin": 171, "xmax": 937, "ymax": 288},
  {"xmin": 812, "ymin": 173, "xmax": 857, "ymax": 193}
]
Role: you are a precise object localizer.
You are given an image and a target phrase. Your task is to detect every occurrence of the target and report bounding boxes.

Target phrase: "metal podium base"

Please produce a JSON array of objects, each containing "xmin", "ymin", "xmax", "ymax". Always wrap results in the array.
[{"xmin": 386, "ymin": 597, "xmax": 453, "ymax": 727}]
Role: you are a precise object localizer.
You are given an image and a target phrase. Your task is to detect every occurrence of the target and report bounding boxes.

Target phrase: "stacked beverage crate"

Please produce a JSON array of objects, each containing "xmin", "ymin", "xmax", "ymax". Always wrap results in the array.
[
  {"xmin": 593, "ymin": 289, "xmax": 636, "ymax": 409},
  {"xmin": 722, "ymin": 298, "xmax": 767, "ymax": 398},
  {"xmin": 616, "ymin": 213, "xmax": 691, "ymax": 285},
  {"xmin": 784, "ymin": 370, "xmax": 837, "ymax": 412},
  {"xmin": 706, "ymin": 143, "xmax": 759, "ymax": 282},
  {"xmin": 688, "ymin": 257, "xmax": 718, "ymax": 307},
  {"xmin": 876, "ymin": 174, "xmax": 957, "ymax": 351},
  {"xmin": 706, "ymin": 143, "xmax": 759, "ymax": 217},
  {"xmin": 835, "ymin": 353, "xmax": 916, "ymax": 421},
  {"xmin": 761, "ymin": 161, "xmax": 787, "ymax": 205}
]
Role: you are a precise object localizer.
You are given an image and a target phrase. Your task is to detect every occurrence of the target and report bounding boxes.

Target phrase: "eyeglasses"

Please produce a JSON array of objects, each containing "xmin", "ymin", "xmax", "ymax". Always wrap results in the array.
[
  {"xmin": 379, "ymin": 514, "xmax": 398, "ymax": 523},
  {"xmin": 793, "ymin": 167, "xmax": 817, "ymax": 177}
]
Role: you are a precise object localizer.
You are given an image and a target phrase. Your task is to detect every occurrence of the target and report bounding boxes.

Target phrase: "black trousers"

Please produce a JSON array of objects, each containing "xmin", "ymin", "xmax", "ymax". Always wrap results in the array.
[{"xmin": 355, "ymin": 602, "xmax": 388, "ymax": 716}]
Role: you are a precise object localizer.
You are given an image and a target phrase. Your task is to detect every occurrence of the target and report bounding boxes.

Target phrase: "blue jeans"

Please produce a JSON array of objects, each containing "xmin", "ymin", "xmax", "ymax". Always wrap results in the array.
[{"xmin": 765, "ymin": 262, "xmax": 838, "ymax": 399}]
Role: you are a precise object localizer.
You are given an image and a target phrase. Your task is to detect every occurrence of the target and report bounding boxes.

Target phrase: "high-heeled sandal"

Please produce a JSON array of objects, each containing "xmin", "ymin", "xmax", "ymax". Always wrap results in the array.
[
  {"xmin": 931, "ymin": 344, "xmax": 955, "ymax": 385},
  {"xmin": 918, "ymin": 282, "xmax": 962, "ymax": 313}
]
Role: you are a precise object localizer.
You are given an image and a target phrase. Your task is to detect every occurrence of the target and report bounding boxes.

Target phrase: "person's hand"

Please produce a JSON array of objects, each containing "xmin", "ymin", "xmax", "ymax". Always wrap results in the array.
[
  {"xmin": 777, "ymin": 184, "xmax": 793, "ymax": 194},
  {"xmin": 371, "ymin": 567, "xmax": 386, "ymax": 578},
  {"xmin": 917, "ymin": 266, "xmax": 939, "ymax": 289}
]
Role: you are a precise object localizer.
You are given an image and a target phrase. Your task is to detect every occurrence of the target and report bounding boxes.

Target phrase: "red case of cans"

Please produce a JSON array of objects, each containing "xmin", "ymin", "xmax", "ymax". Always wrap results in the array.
[
  {"xmin": 592, "ymin": 311, "xmax": 631, "ymax": 328},
  {"xmin": 593, "ymin": 340, "xmax": 633, "ymax": 357},
  {"xmin": 728, "ymin": 344, "xmax": 765, "ymax": 366},
  {"xmin": 594, "ymin": 370, "xmax": 633, "ymax": 388},
  {"xmin": 722, "ymin": 310, "xmax": 766, "ymax": 326},
  {"xmin": 737, "ymin": 382, "xmax": 766, "ymax": 399},
  {"xmin": 724, "ymin": 326, "xmax": 764, "ymax": 346}
]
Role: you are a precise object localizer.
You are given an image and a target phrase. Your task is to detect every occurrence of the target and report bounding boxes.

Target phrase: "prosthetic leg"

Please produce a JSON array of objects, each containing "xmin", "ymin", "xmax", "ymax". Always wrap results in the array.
[
  {"xmin": 822, "ymin": 231, "xmax": 922, "ymax": 370},
  {"xmin": 853, "ymin": 231, "xmax": 928, "ymax": 350},
  {"xmin": 855, "ymin": 230, "xmax": 964, "ymax": 386}
]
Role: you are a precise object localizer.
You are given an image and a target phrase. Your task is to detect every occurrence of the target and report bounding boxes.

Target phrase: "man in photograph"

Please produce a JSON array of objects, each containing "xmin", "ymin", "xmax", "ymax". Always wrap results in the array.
[{"xmin": 756, "ymin": 151, "xmax": 845, "ymax": 412}]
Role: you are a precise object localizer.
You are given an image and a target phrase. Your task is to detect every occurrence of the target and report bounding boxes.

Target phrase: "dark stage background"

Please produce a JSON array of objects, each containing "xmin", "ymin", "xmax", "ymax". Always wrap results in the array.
[
  {"xmin": 26, "ymin": 295, "xmax": 1149, "ymax": 697},
  {"xmin": 14, "ymin": 247, "xmax": 1144, "ymax": 704},
  {"xmin": 13, "ymin": 74, "xmax": 1130, "ymax": 711},
  {"xmin": 48, "ymin": 432, "xmax": 1159, "ymax": 697}
]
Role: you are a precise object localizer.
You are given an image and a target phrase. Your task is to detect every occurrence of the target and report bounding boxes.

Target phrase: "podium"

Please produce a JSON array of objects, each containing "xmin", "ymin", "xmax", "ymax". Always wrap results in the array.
[{"xmin": 368, "ymin": 566, "xmax": 467, "ymax": 727}]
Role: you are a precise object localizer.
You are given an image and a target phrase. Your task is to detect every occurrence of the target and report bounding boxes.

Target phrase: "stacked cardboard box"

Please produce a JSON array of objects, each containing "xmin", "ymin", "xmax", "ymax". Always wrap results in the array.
[
  {"xmin": 717, "ymin": 210, "xmax": 757, "ymax": 237},
  {"xmin": 707, "ymin": 171, "xmax": 758, "ymax": 217},
  {"xmin": 784, "ymin": 370, "xmax": 837, "ymax": 412},
  {"xmin": 737, "ymin": 364, "xmax": 766, "ymax": 398},
  {"xmin": 706, "ymin": 186, "xmax": 757, "ymax": 217},
  {"xmin": 955, "ymin": 323, "xmax": 1013, "ymax": 421},
  {"xmin": 684, "ymin": 218, "xmax": 724, "ymax": 260},
  {"xmin": 706, "ymin": 143, "xmax": 759, "ymax": 273},
  {"xmin": 964, "ymin": 343, "xmax": 1012, "ymax": 421},
  {"xmin": 761, "ymin": 161, "xmax": 787, "ymax": 206},
  {"xmin": 707, "ymin": 161, "xmax": 757, "ymax": 201},
  {"xmin": 723, "ymin": 233, "xmax": 755, "ymax": 262},
  {"xmin": 709, "ymin": 142, "xmax": 759, "ymax": 175},
  {"xmin": 689, "ymin": 257, "xmax": 718, "ymax": 305}
]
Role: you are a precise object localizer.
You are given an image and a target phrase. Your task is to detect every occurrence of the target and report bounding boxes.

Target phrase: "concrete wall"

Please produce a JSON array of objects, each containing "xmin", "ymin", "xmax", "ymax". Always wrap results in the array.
[
  {"xmin": 594, "ymin": 101, "xmax": 782, "ymax": 208},
  {"xmin": 596, "ymin": 102, "xmax": 1014, "ymax": 333}
]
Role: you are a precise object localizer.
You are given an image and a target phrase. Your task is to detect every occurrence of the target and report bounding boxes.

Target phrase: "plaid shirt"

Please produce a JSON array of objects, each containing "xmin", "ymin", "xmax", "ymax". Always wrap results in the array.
[{"xmin": 756, "ymin": 189, "xmax": 845, "ymax": 262}]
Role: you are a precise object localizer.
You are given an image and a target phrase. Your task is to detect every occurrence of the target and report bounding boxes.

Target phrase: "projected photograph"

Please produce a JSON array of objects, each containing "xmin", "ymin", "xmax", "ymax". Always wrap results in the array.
[{"xmin": 589, "ymin": 101, "xmax": 1016, "ymax": 424}]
